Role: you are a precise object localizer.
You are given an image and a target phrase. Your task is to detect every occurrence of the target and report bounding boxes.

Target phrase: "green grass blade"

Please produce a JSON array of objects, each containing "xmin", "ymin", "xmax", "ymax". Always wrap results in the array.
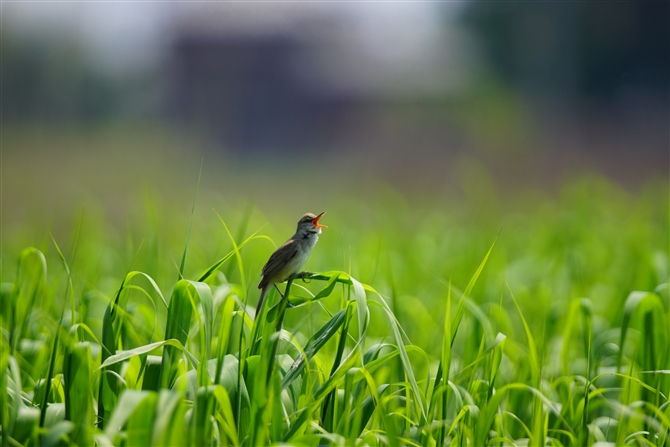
[
  {"xmin": 125, "ymin": 391, "xmax": 157, "ymax": 446},
  {"xmin": 281, "ymin": 308, "xmax": 347, "ymax": 390},
  {"xmin": 96, "ymin": 245, "xmax": 147, "ymax": 428},
  {"xmin": 212, "ymin": 385, "xmax": 240, "ymax": 446},
  {"xmin": 374, "ymin": 298, "xmax": 427, "ymax": 422},
  {"xmin": 506, "ymin": 281, "xmax": 543, "ymax": 446},
  {"xmin": 214, "ymin": 296, "xmax": 236, "ymax": 386},
  {"xmin": 437, "ymin": 281, "xmax": 452, "ymax": 446},
  {"xmin": 151, "ymin": 390, "xmax": 188, "ymax": 447},
  {"xmin": 104, "ymin": 390, "xmax": 153, "ymax": 441},
  {"xmin": 196, "ymin": 228, "xmax": 271, "ymax": 283},
  {"xmin": 63, "ymin": 342, "xmax": 94, "ymax": 446},
  {"xmin": 160, "ymin": 280, "xmax": 195, "ymax": 389},
  {"xmin": 178, "ymin": 159, "xmax": 203, "ymax": 279},
  {"xmin": 11, "ymin": 248, "xmax": 47, "ymax": 354},
  {"xmin": 617, "ymin": 291, "xmax": 666, "ymax": 372},
  {"xmin": 451, "ymin": 237, "xmax": 497, "ymax": 346},
  {"xmin": 99, "ymin": 339, "xmax": 199, "ymax": 370},
  {"xmin": 142, "ymin": 355, "xmax": 163, "ymax": 392},
  {"xmin": 350, "ymin": 276, "xmax": 369, "ymax": 359}
]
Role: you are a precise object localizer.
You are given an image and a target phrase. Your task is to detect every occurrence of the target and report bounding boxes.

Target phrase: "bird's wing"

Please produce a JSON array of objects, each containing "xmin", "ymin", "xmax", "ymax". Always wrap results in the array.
[{"xmin": 258, "ymin": 239, "xmax": 299, "ymax": 289}]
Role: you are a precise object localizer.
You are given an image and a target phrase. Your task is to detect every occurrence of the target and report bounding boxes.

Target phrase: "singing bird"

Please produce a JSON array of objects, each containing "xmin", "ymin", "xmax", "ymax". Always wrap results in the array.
[{"xmin": 256, "ymin": 212, "xmax": 327, "ymax": 313}]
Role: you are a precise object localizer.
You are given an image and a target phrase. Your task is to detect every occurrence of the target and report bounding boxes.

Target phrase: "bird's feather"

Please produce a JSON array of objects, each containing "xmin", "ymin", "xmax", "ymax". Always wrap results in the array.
[{"xmin": 258, "ymin": 239, "xmax": 299, "ymax": 289}]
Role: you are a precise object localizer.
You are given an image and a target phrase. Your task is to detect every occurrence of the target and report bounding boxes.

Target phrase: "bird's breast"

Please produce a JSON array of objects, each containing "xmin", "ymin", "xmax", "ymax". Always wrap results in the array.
[{"xmin": 277, "ymin": 237, "xmax": 317, "ymax": 282}]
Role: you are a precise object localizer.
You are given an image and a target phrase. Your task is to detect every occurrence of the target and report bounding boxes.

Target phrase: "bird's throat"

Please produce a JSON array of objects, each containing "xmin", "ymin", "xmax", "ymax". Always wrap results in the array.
[{"xmin": 303, "ymin": 228, "xmax": 321, "ymax": 237}]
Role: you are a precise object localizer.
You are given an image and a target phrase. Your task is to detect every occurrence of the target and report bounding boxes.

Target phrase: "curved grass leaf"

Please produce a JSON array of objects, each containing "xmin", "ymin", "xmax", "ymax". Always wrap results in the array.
[
  {"xmin": 617, "ymin": 291, "xmax": 666, "ymax": 372},
  {"xmin": 281, "ymin": 308, "xmax": 347, "ymax": 390},
  {"xmin": 63, "ymin": 342, "xmax": 94, "ymax": 446},
  {"xmin": 178, "ymin": 160, "xmax": 202, "ymax": 279},
  {"xmin": 126, "ymin": 390, "xmax": 158, "ymax": 446},
  {"xmin": 372, "ymin": 299, "xmax": 427, "ymax": 422},
  {"xmin": 10, "ymin": 248, "xmax": 47, "ymax": 354},
  {"xmin": 506, "ymin": 282, "xmax": 543, "ymax": 446},
  {"xmin": 104, "ymin": 390, "xmax": 154, "ymax": 440},
  {"xmin": 98, "ymin": 339, "xmax": 198, "ymax": 370},
  {"xmin": 151, "ymin": 390, "xmax": 188, "ymax": 447},
  {"xmin": 160, "ymin": 279, "xmax": 212, "ymax": 389},
  {"xmin": 196, "ymin": 229, "xmax": 272, "ymax": 283},
  {"xmin": 475, "ymin": 383, "xmax": 561, "ymax": 447}
]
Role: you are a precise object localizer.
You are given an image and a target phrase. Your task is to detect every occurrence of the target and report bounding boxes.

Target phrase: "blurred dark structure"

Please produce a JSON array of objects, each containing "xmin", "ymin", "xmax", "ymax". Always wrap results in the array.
[
  {"xmin": 3, "ymin": 0, "xmax": 667, "ymax": 180},
  {"xmin": 1, "ymin": 34, "xmax": 163, "ymax": 124},
  {"xmin": 170, "ymin": 35, "xmax": 354, "ymax": 154},
  {"xmin": 168, "ymin": 2, "xmax": 669, "ymax": 163},
  {"xmin": 1, "ymin": 36, "xmax": 120, "ymax": 123},
  {"xmin": 461, "ymin": 2, "xmax": 668, "ymax": 131}
]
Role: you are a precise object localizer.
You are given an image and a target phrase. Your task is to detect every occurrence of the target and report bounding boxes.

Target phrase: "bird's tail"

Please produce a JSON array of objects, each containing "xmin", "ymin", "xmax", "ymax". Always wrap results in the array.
[{"xmin": 256, "ymin": 284, "xmax": 271, "ymax": 316}]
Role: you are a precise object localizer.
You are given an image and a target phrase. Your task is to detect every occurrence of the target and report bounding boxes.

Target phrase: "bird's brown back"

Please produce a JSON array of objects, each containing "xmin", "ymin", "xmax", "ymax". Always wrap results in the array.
[{"xmin": 258, "ymin": 239, "xmax": 299, "ymax": 289}]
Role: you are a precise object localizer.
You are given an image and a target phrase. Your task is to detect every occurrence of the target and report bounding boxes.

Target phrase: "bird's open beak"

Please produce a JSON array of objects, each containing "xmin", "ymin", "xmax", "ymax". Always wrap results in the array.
[{"xmin": 312, "ymin": 212, "xmax": 327, "ymax": 228}]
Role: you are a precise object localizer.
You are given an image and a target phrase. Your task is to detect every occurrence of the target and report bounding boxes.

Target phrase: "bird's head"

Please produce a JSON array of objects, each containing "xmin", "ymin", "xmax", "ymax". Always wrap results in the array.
[{"xmin": 297, "ymin": 212, "xmax": 327, "ymax": 234}]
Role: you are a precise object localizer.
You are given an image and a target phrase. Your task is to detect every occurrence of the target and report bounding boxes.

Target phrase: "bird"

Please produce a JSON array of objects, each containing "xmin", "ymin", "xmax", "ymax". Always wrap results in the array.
[{"xmin": 256, "ymin": 212, "xmax": 327, "ymax": 313}]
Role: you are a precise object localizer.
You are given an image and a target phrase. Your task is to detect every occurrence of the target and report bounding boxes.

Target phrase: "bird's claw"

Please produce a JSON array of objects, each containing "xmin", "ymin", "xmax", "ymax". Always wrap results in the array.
[{"xmin": 297, "ymin": 271, "xmax": 311, "ymax": 283}]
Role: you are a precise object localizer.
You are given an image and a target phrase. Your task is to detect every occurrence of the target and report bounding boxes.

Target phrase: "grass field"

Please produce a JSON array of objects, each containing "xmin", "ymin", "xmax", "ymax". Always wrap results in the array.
[{"xmin": 1, "ymin": 138, "xmax": 669, "ymax": 446}]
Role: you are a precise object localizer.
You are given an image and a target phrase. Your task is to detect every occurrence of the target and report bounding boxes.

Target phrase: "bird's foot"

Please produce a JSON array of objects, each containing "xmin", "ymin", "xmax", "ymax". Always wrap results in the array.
[
  {"xmin": 273, "ymin": 284, "xmax": 285, "ymax": 299},
  {"xmin": 292, "ymin": 271, "xmax": 311, "ymax": 283}
]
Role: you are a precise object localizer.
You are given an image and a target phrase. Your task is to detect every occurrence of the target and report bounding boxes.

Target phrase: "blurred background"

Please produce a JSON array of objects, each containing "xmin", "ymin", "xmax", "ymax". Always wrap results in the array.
[
  {"xmin": 2, "ymin": 1, "xmax": 668, "ymax": 258},
  {"xmin": 2, "ymin": 1, "xmax": 668, "ymax": 361}
]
